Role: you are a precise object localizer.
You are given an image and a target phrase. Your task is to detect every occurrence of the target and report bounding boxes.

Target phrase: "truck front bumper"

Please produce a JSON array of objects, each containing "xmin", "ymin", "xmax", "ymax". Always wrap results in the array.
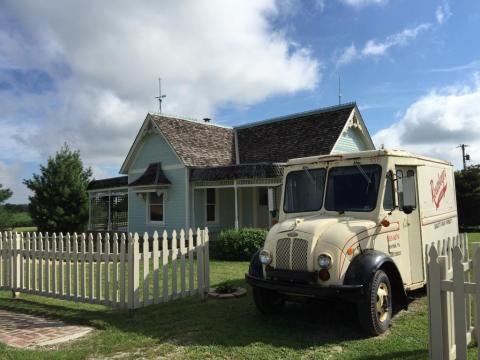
[{"xmin": 245, "ymin": 273, "xmax": 364, "ymax": 302}]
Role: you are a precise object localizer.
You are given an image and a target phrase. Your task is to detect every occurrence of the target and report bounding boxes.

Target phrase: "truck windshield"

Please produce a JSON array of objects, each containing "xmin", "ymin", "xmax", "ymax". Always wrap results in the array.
[
  {"xmin": 284, "ymin": 168, "xmax": 326, "ymax": 213},
  {"xmin": 325, "ymin": 165, "xmax": 382, "ymax": 212}
]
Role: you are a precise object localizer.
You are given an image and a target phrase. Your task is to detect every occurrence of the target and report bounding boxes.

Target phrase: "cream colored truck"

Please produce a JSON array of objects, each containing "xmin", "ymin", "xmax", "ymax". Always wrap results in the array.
[{"xmin": 245, "ymin": 149, "xmax": 458, "ymax": 335}]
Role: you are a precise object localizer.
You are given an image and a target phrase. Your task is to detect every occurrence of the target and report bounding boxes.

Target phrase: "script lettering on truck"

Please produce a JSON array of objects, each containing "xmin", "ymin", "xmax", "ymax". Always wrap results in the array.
[{"xmin": 430, "ymin": 169, "xmax": 447, "ymax": 210}]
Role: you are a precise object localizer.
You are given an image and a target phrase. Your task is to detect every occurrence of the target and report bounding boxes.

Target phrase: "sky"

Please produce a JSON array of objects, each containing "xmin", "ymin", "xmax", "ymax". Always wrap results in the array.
[{"xmin": 1, "ymin": 0, "xmax": 480, "ymax": 203}]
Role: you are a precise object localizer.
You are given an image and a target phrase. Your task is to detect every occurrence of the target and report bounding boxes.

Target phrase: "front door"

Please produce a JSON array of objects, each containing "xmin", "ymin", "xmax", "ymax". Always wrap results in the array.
[
  {"xmin": 396, "ymin": 166, "xmax": 423, "ymax": 284},
  {"xmin": 256, "ymin": 187, "xmax": 270, "ymax": 229}
]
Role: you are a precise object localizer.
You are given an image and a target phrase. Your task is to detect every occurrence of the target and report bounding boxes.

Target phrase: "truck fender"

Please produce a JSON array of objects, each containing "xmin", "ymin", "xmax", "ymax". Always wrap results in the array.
[
  {"xmin": 343, "ymin": 250, "xmax": 408, "ymax": 310},
  {"xmin": 249, "ymin": 250, "xmax": 263, "ymax": 278}
]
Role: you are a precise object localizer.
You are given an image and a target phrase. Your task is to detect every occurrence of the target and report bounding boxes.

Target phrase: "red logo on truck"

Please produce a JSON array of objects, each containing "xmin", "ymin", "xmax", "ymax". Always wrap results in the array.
[{"xmin": 430, "ymin": 169, "xmax": 447, "ymax": 209}]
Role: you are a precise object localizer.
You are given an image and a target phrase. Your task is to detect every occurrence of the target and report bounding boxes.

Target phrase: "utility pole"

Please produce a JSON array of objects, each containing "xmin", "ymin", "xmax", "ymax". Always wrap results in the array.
[
  {"xmin": 338, "ymin": 75, "xmax": 342, "ymax": 105},
  {"xmin": 457, "ymin": 144, "xmax": 470, "ymax": 170}
]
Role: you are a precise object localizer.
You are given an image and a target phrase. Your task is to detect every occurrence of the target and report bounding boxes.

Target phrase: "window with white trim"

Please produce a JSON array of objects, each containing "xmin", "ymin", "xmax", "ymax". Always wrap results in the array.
[
  {"xmin": 206, "ymin": 188, "xmax": 217, "ymax": 223},
  {"xmin": 148, "ymin": 192, "xmax": 164, "ymax": 223}
]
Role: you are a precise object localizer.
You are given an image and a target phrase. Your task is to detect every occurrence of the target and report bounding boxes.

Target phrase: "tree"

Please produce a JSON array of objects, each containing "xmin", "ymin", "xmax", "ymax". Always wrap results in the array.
[
  {"xmin": 24, "ymin": 144, "xmax": 92, "ymax": 233},
  {"xmin": 0, "ymin": 184, "xmax": 13, "ymax": 230},
  {"xmin": 454, "ymin": 165, "xmax": 480, "ymax": 228}
]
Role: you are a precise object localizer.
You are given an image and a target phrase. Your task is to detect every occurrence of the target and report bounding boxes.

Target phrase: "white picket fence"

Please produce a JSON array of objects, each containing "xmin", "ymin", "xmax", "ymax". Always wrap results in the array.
[
  {"xmin": 426, "ymin": 233, "xmax": 480, "ymax": 360},
  {"xmin": 0, "ymin": 229, "xmax": 209, "ymax": 310}
]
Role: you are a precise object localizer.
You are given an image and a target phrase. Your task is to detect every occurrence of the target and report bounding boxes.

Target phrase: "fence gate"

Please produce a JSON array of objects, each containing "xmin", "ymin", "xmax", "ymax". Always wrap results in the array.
[
  {"xmin": 426, "ymin": 233, "xmax": 480, "ymax": 360},
  {"xmin": 0, "ymin": 229, "xmax": 209, "ymax": 310}
]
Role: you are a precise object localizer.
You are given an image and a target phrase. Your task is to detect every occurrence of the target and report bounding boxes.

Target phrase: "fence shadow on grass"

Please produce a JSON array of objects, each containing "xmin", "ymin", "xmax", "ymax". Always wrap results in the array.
[
  {"xmin": 0, "ymin": 277, "xmax": 430, "ymax": 354},
  {"xmin": 0, "ymin": 277, "xmax": 370, "ymax": 351}
]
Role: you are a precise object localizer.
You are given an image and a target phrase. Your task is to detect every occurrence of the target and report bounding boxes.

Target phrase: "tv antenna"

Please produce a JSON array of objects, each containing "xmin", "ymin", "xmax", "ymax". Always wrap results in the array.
[
  {"xmin": 156, "ymin": 78, "xmax": 166, "ymax": 114},
  {"xmin": 338, "ymin": 74, "xmax": 342, "ymax": 105}
]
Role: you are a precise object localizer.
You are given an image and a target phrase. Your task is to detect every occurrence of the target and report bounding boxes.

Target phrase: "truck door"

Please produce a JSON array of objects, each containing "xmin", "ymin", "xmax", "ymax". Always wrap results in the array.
[{"xmin": 396, "ymin": 167, "xmax": 423, "ymax": 284}]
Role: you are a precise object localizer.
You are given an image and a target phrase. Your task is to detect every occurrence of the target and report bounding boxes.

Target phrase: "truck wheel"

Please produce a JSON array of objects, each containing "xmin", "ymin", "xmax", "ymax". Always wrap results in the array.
[
  {"xmin": 252, "ymin": 286, "xmax": 284, "ymax": 314},
  {"xmin": 357, "ymin": 270, "xmax": 392, "ymax": 335}
]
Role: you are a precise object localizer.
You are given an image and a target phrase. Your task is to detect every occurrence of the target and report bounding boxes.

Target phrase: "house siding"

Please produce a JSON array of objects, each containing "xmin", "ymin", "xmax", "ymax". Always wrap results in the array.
[
  {"xmin": 128, "ymin": 134, "xmax": 187, "ymax": 234},
  {"xmin": 332, "ymin": 127, "xmax": 369, "ymax": 153}
]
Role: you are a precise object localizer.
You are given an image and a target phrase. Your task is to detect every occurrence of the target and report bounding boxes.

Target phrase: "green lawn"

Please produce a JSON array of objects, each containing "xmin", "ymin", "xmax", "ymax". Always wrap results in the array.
[{"xmin": 0, "ymin": 235, "xmax": 479, "ymax": 359}]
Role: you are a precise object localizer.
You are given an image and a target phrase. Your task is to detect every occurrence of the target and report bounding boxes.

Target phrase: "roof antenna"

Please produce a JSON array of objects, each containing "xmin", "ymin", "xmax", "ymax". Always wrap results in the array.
[
  {"xmin": 156, "ymin": 78, "xmax": 166, "ymax": 114},
  {"xmin": 338, "ymin": 74, "xmax": 342, "ymax": 105}
]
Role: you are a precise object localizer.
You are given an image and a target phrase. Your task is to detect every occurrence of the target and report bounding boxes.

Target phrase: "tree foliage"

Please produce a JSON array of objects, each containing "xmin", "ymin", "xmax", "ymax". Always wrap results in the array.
[
  {"xmin": 23, "ymin": 144, "xmax": 92, "ymax": 233},
  {"xmin": 455, "ymin": 165, "xmax": 480, "ymax": 228},
  {"xmin": 0, "ymin": 184, "xmax": 13, "ymax": 230}
]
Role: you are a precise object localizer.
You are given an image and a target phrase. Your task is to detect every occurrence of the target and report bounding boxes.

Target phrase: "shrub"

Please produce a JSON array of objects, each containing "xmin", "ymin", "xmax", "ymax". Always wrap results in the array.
[{"xmin": 214, "ymin": 228, "xmax": 267, "ymax": 261}]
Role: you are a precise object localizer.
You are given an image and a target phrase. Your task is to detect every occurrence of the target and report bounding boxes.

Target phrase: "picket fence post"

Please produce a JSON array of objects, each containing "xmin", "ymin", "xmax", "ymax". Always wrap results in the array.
[{"xmin": 128, "ymin": 233, "xmax": 140, "ymax": 312}]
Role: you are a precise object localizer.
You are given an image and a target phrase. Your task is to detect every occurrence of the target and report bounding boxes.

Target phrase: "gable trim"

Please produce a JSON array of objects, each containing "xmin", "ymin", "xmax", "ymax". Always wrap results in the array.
[
  {"xmin": 330, "ymin": 106, "xmax": 375, "ymax": 153},
  {"xmin": 120, "ymin": 114, "xmax": 185, "ymax": 174}
]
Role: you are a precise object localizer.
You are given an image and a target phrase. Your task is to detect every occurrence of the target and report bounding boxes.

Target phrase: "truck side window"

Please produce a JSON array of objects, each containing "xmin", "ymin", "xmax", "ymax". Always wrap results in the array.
[
  {"xmin": 383, "ymin": 171, "xmax": 395, "ymax": 211},
  {"xmin": 396, "ymin": 170, "xmax": 404, "ymax": 209},
  {"xmin": 406, "ymin": 170, "xmax": 417, "ymax": 207}
]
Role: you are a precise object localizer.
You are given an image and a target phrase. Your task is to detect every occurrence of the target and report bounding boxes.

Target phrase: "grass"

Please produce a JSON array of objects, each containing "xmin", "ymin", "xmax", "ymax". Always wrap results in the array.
[{"xmin": 0, "ymin": 236, "xmax": 479, "ymax": 359}]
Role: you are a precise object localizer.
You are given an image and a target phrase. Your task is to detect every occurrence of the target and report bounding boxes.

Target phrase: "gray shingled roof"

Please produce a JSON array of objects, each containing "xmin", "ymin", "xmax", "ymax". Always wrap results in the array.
[
  {"xmin": 87, "ymin": 176, "xmax": 128, "ymax": 191},
  {"xmin": 151, "ymin": 115, "xmax": 235, "ymax": 167},
  {"xmin": 235, "ymin": 103, "xmax": 355, "ymax": 164},
  {"xmin": 190, "ymin": 163, "xmax": 284, "ymax": 182}
]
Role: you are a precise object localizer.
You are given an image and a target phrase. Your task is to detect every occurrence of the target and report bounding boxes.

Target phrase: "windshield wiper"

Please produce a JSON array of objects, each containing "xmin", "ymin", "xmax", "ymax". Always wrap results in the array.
[
  {"xmin": 356, "ymin": 164, "xmax": 372, "ymax": 193},
  {"xmin": 303, "ymin": 166, "xmax": 316, "ymax": 185}
]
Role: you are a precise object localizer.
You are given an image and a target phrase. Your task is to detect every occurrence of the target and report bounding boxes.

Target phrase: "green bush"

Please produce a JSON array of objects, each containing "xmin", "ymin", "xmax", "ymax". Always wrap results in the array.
[{"xmin": 214, "ymin": 228, "xmax": 267, "ymax": 261}]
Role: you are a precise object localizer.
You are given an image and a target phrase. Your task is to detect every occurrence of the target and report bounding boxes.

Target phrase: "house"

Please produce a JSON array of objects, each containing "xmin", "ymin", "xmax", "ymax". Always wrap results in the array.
[{"xmin": 87, "ymin": 102, "xmax": 375, "ymax": 234}]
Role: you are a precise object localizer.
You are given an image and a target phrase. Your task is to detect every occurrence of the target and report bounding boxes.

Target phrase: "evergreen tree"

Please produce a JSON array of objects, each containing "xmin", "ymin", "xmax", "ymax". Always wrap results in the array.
[
  {"xmin": 455, "ymin": 165, "xmax": 480, "ymax": 228},
  {"xmin": 0, "ymin": 184, "xmax": 13, "ymax": 230},
  {"xmin": 24, "ymin": 144, "xmax": 92, "ymax": 232}
]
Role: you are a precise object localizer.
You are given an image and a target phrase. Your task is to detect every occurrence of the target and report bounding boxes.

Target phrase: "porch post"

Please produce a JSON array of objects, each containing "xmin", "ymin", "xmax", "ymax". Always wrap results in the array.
[
  {"xmin": 88, "ymin": 193, "xmax": 92, "ymax": 231},
  {"xmin": 107, "ymin": 190, "xmax": 112, "ymax": 231},
  {"xmin": 234, "ymin": 180, "xmax": 239, "ymax": 229}
]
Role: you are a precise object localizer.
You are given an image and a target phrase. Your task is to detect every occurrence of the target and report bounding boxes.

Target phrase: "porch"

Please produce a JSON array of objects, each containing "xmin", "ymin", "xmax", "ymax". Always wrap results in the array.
[{"xmin": 190, "ymin": 163, "xmax": 284, "ymax": 232}]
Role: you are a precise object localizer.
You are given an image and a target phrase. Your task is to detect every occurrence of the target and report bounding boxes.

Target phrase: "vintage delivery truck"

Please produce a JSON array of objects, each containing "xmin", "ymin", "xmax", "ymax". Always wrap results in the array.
[{"xmin": 245, "ymin": 149, "xmax": 458, "ymax": 335}]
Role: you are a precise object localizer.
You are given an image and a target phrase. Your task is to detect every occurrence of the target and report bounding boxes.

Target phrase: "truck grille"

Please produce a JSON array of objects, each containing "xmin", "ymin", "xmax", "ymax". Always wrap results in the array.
[{"xmin": 275, "ymin": 238, "xmax": 309, "ymax": 271}]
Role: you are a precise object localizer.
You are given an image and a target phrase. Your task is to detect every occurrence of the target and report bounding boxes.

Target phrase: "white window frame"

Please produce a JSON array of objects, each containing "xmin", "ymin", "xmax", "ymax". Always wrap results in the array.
[
  {"xmin": 205, "ymin": 188, "xmax": 219, "ymax": 225},
  {"xmin": 146, "ymin": 191, "xmax": 166, "ymax": 225}
]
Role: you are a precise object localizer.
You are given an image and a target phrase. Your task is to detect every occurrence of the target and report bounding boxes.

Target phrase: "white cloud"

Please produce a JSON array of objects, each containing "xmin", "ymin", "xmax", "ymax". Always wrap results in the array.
[
  {"xmin": 336, "ymin": 24, "xmax": 430, "ymax": 65},
  {"xmin": 0, "ymin": 161, "xmax": 29, "ymax": 204},
  {"xmin": 0, "ymin": 0, "xmax": 320, "ymax": 198},
  {"xmin": 436, "ymin": 1, "xmax": 452, "ymax": 24},
  {"xmin": 373, "ymin": 74, "xmax": 480, "ymax": 169},
  {"xmin": 336, "ymin": 44, "xmax": 358, "ymax": 66},
  {"xmin": 339, "ymin": 0, "xmax": 387, "ymax": 8}
]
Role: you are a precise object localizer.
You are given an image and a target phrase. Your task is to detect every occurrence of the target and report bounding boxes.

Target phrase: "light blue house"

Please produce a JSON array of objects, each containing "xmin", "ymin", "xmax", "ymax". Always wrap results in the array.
[{"xmin": 87, "ymin": 102, "xmax": 375, "ymax": 234}]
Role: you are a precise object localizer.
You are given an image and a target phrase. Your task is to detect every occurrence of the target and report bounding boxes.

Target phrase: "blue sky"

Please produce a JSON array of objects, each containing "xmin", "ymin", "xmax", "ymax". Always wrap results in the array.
[{"xmin": 1, "ymin": 0, "xmax": 480, "ymax": 203}]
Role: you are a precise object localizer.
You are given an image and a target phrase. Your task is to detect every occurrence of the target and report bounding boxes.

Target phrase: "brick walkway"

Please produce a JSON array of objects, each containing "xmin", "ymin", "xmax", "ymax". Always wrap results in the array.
[{"xmin": 0, "ymin": 309, "xmax": 93, "ymax": 348}]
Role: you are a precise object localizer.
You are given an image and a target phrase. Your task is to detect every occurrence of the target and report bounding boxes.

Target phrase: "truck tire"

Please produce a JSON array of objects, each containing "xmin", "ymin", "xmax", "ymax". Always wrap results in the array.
[
  {"xmin": 252, "ymin": 286, "xmax": 284, "ymax": 314},
  {"xmin": 356, "ymin": 270, "xmax": 392, "ymax": 335}
]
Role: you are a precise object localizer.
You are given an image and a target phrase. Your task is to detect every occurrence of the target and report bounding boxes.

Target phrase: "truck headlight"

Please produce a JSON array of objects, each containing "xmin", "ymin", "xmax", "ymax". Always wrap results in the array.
[
  {"xmin": 259, "ymin": 249, "xmax": 272, "ymax": 265},
  {"xmin": 317, "ymin": 253, "xmax": 332, "ymax": 269}
]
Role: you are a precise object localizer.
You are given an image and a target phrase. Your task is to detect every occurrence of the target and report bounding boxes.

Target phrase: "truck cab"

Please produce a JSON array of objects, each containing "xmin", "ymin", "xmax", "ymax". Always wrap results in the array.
[{"xmin": 245, "ymin": 149, "xmax": 458, "ymax": 335}]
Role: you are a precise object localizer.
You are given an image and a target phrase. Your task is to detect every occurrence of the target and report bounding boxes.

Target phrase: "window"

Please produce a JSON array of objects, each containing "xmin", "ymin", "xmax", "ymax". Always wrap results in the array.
[
  {"xmin": 396, "ymin": 170, "xmax": 404, "ymax": 210},
  {"xmin": 325, "ymin": 165, "xmax": 382, "ymax": 212},
  {"xmin": 383, "ymin": 171, "xmax": 395, "ymax": 211},
  {"xmin": 406, "ymin": 170, "xmax": 417, "ymax": 208},
  {"xmin": 284, "ymin": 168, "xmax": 326, "ymax": 213},
  {"xmin": 206, "ymin": 188, "xmax": 217, "ymax": 223},
  {"xmin": 148, "ymin": 192, "xmax": 164, "ymax": 223}
]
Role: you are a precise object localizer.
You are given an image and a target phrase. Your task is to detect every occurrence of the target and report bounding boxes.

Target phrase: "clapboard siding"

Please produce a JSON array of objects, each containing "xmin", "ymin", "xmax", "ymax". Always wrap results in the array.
[
  {"xmin": 128, "ymin": 168, "xmax": 187, "ymax": 234},
  {"xmin": 128, "ymin": 134, "xmax": 187, "ymax": 234},
  {"xmin": 332, "ymin": 127, "xmax": 369, "ymax": 153},
  {"xmin": 130, "ymin": 134, "xmax": 182, "ymax": 170},
  {"xmin": 193, "ymin": 188, "xmax": 236, "ymax": 231}
]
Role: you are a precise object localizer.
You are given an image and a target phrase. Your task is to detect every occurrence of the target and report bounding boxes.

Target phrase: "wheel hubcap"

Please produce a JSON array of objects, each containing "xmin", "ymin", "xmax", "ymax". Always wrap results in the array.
[{"xmin": 376, "ymin": 283, "xmax": 390, "ymax": 323}]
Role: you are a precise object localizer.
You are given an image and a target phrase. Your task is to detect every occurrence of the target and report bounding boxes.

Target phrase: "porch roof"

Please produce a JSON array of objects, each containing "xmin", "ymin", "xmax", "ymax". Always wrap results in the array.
[
  {"xmin": 190, "ymin": 163, "xmax": 284, "ymax": 182},
  {"xmin": 87, "ymin": 176, "xmax": 128, "ymax": 191}
]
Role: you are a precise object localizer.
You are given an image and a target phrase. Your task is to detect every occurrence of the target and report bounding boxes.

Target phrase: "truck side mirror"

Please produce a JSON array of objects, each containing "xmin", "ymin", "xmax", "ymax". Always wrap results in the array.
[
  {"xmin": 268, "ymin": 188, "xmax": 276, "ymax": 213},
  {"xmin": 398, "ymin": 175, "xmax": 416, "ymax": 214}
]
